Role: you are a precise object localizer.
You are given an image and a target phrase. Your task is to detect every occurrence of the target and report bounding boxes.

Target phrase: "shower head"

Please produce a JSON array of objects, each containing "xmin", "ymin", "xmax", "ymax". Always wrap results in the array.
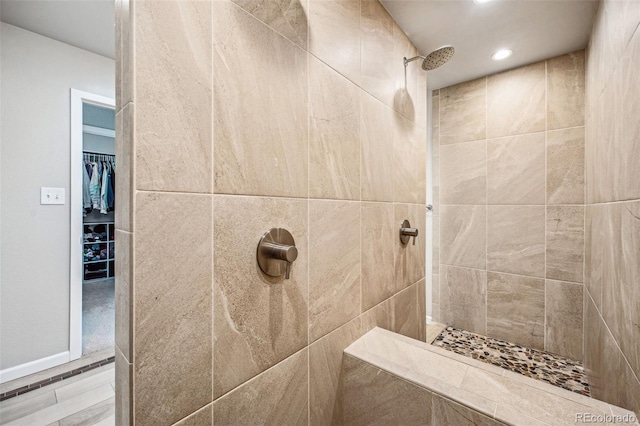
[{"xmin": 404, "ymin": 46, "xmax": 455, "ymax": 71}]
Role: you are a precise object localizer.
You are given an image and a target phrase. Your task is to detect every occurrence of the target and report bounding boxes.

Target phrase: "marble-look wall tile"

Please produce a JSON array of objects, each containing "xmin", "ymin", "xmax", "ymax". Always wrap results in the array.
[
  {"xmin": 361, "ymin": 203, "xmax": 395, "ymax": 311},
  {"xmin": 487, "ymin": 133, "xmax": 545, "ymax": 205},
  {"xmin": 393, "ymin": 117, "xmax": 426, "ymax": 204},
  {"xmin": 417, "ymin": 279, "xmax": 426, "ymax": 341},
  {"xmin": 231, "ymin": 0, "xmax": 308, "ymax": 49},
  {"xmin": 174, "ymin": 404, "xmax": 213, "ymax": 426},
  {"xmin": 416, "ymin": 70, "xmax": 427, "ymax": 130},
  {"xmin": 115, "ymin": 104, "xmax": 133, "ymax": 232},
  {"xmin": 392, "ymin": 23, "xmax": 418, "ymax": 123},
  {"xmin": 214, "ymin": 349, "xmax": 309, "ymax": 426},
  {"xmin": 308, "ymin": 0, "xmax": 361, "ymax": 85},
  {"xmin": 431, "ymin": 394, "xmax": 503, "ymax": 426},
  {"xmin": 341, "ymin": 354, "xmax": 432, "ymax": 426},
  {"xmin": 440, "ymin": 140, "xmax": 487, "ymax": 205},
  {"xmin": 115, "ymin": 347, "xmax": 132, "ymax": 426},
  {"xmin": 309, "ymin": 318, "xmax": 362, "ymax": 426},
  {"xmin": 547, "ymin": 51, "xmax": 585, "ymax": 130},
  {"xmin": 391, "ymin": 282, "xmax": 421, "ymax": 341},
  {"xmin": 394, "ymin": 204, "xmax": 426, "ymax": 289},
  {"xmin": 360, "ymin": 0, "xmax": 395, "ymax": 108},
  {"xmin": 213, "ymin": 1, "xmax": 308, "ymax": 197},
  {"xmin": 440, "ymin": 78, "xmax": 486, "ymax": 145},
  {"xmin": 309, "ymin": 57, "xmax": 360, "ymax": 200},
  {"xmin": 213, "ymin": 195, "xmax": 308, "ymax": 398},
  {"xmin": 487, "ymin": 62, "xmax": 545, "ymax": 138},
  {"xmin": 309, "ymin": 200, "xmax": 361, "ymax": 342},
  {"xmin": 621, "ymin": 32, "xmax": 640, "ymax": 201},
  {"xmin": 440, "ymin": 205, "xmax": 486, "ymax": 270},
  {"xmin": 361, "ymin": 297, "xmax": 393, "ymax": 333},
  {"xmin": 487, "ymin": 206, "xmax": 545, "ymax": 277},
  {"xmin": 547, "ymin": 127, "xmax": 585, "ymax": 205},
  {"xmin": 432, "ymin": 94, "xmax": 440, "ymax": 129},
  {"xmin": 134, "ymin": 0, "xmax": 212, "ymax": 193},
  {"xmin": 432, "ymin": 155, "xmax": 440, "ymax": 215},
  {"xmin": 545, "ymin": 280, "xmax": 583, "ymax": 360},
  {"xmin": 487, "ymin": 272, "xmax": 545, "ymax": 350},
  {"xmin": 114, "ymin": 230, "xmax": 132, "ymax": 362},
  {"xmin": 441, "ymin": 266, "xmax": 487, "ymax": 335},
  {"xmin": 134, "ymin": 192, "xmax": 212, "ymax": 425},
  {"xmin": 361, "ymin": 92, "xmax": 394, "ymax": 202},
  {"xmin": 546, "ymin": 206, "xmax": 585, "ymax": 283},
  {"xmin": 433, "ymin": 215, "xmax": 440, "ymax": 275},
  {"xmin": 584, "ymin": 204, "xmax": 605, "ymax": 310}
]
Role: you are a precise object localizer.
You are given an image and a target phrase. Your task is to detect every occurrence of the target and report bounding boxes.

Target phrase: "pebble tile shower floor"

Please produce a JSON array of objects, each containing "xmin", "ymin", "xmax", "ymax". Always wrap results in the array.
[{"xmin": 432, "ymin": 326, "xmax": 591, "ymax": 397}]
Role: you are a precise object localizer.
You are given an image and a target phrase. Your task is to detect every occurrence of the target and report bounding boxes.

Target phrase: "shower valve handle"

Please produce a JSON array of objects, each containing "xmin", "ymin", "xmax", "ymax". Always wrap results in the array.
[{"xmin": 400, "ymin": 220, "xmax": 419, "ymax": 245}]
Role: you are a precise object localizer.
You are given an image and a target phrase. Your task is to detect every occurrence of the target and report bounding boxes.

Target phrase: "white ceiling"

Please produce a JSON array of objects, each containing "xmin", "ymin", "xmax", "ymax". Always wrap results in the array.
[
  {"xmin": 381, "ymin": 0, "xmax": 598, "ymax": 89},
  {"xmin": 0, "ymin": 0, "xmax": 115, "ymax": 59}
]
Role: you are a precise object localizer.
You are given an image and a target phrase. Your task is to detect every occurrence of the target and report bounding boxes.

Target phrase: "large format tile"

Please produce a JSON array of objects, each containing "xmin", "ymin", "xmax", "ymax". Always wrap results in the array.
[
  {"xmin": 309, "ymin": 57, "xmax": 360, "ymax": 200},
  {"xmin": 360, "ymin": 92, "xmax": 394, "ymax": 202},
  {"xmin": 439, "ymin": 78, "xmax": 486, "ymax": 145},
  {"xmin": 487, "ymin": 133, "xmax": 545, "ymax": 205},
  {"xmin": 361, "ymin": 203, "xmax": 395, "ymax": 311},
  {"xmin": 432, "ymin": 394, "xmax": 503, "ymax": 426},
  {"xmin": 213, "ymin": 195, "xmax": 308, "ymax": 398},
  {"xmin": 584, "ymin": 204, "xmax": 604, "ymax": 310},
  {"xmin": 546, "ymin": 206, "xmax": 585, "ymax": 283},
  {"xmin": 309, "ymin": 200, "xmax": 361, "ymax": 342},
  {"xmin": 487, "ymin": 206, "xmax": 545, "ymax": 277},
  {"xmin": 547, "ymin": 51, "xmax": 585, "ymax": 130},
  {"xmin": 391, "ymin": 282, "xmax": 421, "ymax": 341},
  {"xmin": 392, "ymin": 22, "xmax": 418, "ymax": 123},
  {"xmin": 309, "ymin": 318, "xmax": 362, "ymax": 426},
  {"xmin": 308, "ymin": 0, "xmax": 361, "ymax": 85},
  {"xmin": 547, "ymin": 127, "xmax": 585, "ymax": 205},
  {"xmin": 441, "ymin": 266, "xmax": 487, "ymax": 335},
  {"xmin": 174, "ymin": 404, "xmax": 213, "ymax": 426},
  {"xmin": 134, "ymin": 192, "xmax": 212, "ymax": 425},
  {"xmin": 115, "ymin": 349, "xmax": 131, "ymax": 426},
  {"xmin": 393, "ymin": 116, "xmax": 426, "ymax": 204},
  {"xmin": 231, "ymin": 0, "xmax": 308, "ymax": 49},
  {"xmin": 213, "ymin": 1, "xmax": 308, "ymax": 197},
  {"xmin": 394, "ymin": 204, "xmax": 427, "ymax": 289},
  {"xmin": 621, "ymin": 31, "xmax": 640, "ymax": 200},
  {"xmin": 545, "ymin": 280, "xmax": 583, "ymax": 360},
  {"xmin": 114, "ymin": 231, "xmax": 132, "ymax": 361},
  {"xmin": 360, "ymin": 0, "xmax": 395, "ymax": 108},
  {"xmin": 134, "ymin": 0, "xmax": 212, "ymax": 193},
  {"xmin": 487, "ymin": 272, "xmax": 545, "ymax": 350},
  {"xmin": 440, "ymin": 140, "xmax": 487, "ymax": 205},
  {"xmin": 487, "ymin": 62, "xmax": 545, "ymax": 138},
  {"xmin": 214, "ymin": 349, "xmax": 308, "ymax": 426},
  {"xmin": 440, "ymin": 205, "xmax": 486, "ymax": 269},
  {"xmin": 341, "ymin": 354, "xmax": 433, "ymax": 426},
  {"xmin": 114, "ymin": 104, "xmax": 133, "ymax": 232}
]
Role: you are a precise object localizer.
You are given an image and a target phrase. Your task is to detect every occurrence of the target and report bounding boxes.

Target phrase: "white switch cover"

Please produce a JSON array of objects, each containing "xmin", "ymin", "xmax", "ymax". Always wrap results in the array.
[{"xmin": 41, "ymin": 187, "xmax": 66, "ymax": 205}]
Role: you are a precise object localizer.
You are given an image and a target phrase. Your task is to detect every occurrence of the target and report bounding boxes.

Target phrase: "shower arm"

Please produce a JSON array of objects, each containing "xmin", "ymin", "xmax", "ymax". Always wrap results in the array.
[{"xmin": 404, "ymin": 55, "xmax": 426, "ymax": 67}]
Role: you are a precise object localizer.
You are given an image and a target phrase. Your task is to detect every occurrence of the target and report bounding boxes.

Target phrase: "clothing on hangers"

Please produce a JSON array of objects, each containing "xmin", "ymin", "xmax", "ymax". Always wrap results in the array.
[{"xmin": 83, "ymin": 152, "xmax": 116, "ymax": 215}]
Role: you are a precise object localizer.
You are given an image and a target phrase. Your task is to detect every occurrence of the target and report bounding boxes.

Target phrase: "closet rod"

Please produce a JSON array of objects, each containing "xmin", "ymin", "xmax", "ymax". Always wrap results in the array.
[{"xmin": 83, "ymin": 151, "xmax": 115, "ymax": 156}]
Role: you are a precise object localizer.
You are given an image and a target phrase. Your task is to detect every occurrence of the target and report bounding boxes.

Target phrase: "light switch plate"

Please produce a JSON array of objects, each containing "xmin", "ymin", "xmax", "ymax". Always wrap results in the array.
[{"xmin": 41, "ymin": 187, "xmax": 66, "ymax": 205}]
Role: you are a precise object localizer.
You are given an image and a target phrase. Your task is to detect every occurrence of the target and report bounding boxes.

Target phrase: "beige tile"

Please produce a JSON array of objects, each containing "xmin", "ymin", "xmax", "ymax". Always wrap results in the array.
[
  {"xmin": 487, "ymin": 62, "xmax": 545, "ymax": 138},
  {"xmin": 309, "ymin": 200, "xmax": 361, "ymax": 342},
  {"xmin": 417, "ymin": 279, "xmax": 426, "ymax": 342},
  {"xmin": 213, "ymin": 1, "xmax": 308, "ymax": 197},
  {"xmin": 309, "ymin": 57, "xmax": 360, "ymax": 200},
  {"xmin": 416, "ymin": 69, "xmax": 427, "ymax": 130},
  {"xmin": 134, "ymin": 0, "xmax": 212, "ymax": 193},
  {"xmin": 432, "ymin": 94, "xmax": 440, "ymax": 129},
  {"xmin": 392, "ymin": 282, "xmax": 421, "ymax": 341},
  {"xmin": 440, "ymin": 140, "xmax": 487, "ymax": 205},
  {"xmin": 394, "ymin": 204, "xmax": 426, "ymax": 290},
  {"xmin": 545, "ymin": 280, "xmax": 583, "ymax": 360},
  {"xmin": 120, "ymin": 0, "xmax": 132, "ymax": 107},
  {"xmin": 133, "ymin": 192, "xmax": 212, "ymax": 425},
  {"xmin": 115, "ymin": 0, "xmax": 122, "ymax": 110},
  {"xmin": 487, "ymin": 272, "xmax": 545, "ymax": 350},
  {"xmin": 114, "ymin": 104, "xmax": 133, "ymax": 232},
  {"xmin": 621, "ymin": 32, "xmax": 640, "ymax": 201},
  {"xmin": 213, "ymin": 195, "xmax": 308, "ymax": 398},
  {"xmin": 115, "ymin": 348, "xmax": 131, "ymax": 426},
  {"xmin": 440, "ymin": 205, "xmax": 486, "ymax": 269},
  {"xmin": 392, "ymin": 22, "xmax": 418, "ymax": 123},
  {"xmin": 360, "ymin": 92, "xmax": 394, "ymax": 202},
  {"xmin": 114, "ymin": 231, "xmax": 132, "ymax": 361},
  {"xmin": 547, "ymin": 51, "xmax": 585, "ymax": 130},
  {"xmin": 440, "ymin": 78, "xmax": 486, "ymax": 145},
  {"xmin": 487, "ymin": 133, "xmax": 545, "ymax": 205},
  {"xmin": 441, "ymin": 266, "xmax": 487, "ymax": 335},
  {"xmin": 432, "ymin": 273, "xmax": 440, "ymax": 309},
  {"xmin": 174, "ymin": 404, "xmax": 213, "ymax": 426},
  {"xmin": 487, "ymin": 206, "xmax": 545, "ymax": 278},
  {"xmin": 361, "ymin": 298, "xmax": 393, "ymax": 333},
  {"xmin": 433, "ymin": 215, "xmax": 440, "ymax": 275},
  {"xmin": 214, "ymin": 349, "xmax": 308, "ymax": 426},
  {"xmin": 432, "ymin": 155, "xmax": 440, "ymax": 216},
  {"xmin": 308, "ymin": 0, "xmax": 361, "ymax": 85},
  {"xmin": 341, "ymin": 354, "xmax": 433, "ymax": 426},
  {"xmin": 309, "ymin": 318, "xmax": 362, "ymax": 426},
  {"xmin": 546, "ymin": 206, "xmax": 585, "ymax": 283},
  {"xmin": 360, "ymin": 0, "xmax": 395, "ymax": 108},
  {"xmin": 432, "ymin": 394, "xmax": 503, "ymax": 426},
  {"xmin": 231, "ymin": 0, "xmax": 308, "ymax": 49},
  {"xmin": 547, "ymin": 127, "xmax": 585, "ymax": 205},
  {"xmin": 432, "ymin": 126, "xmax": 440, "ymax": 157},
  {"xmin": 584, "ymin": 205, "xmax": 604, "ymax": 310},
  {"xmin": 361, "ymin": 203, "xmax": 395, "ymax": 311},
  {"xmin": 393, "ymin": 117, "xmax": 426, "ymax": 204}
]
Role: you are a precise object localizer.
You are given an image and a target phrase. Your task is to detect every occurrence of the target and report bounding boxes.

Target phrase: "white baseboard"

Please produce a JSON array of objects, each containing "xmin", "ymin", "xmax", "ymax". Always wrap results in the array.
[{"xmin": 0, "ymin": 351, "xmax": 70, "ymax": 384}]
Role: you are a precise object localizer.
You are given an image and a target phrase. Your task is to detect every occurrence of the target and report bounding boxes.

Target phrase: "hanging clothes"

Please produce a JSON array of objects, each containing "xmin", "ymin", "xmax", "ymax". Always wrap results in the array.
[
  {"xmin": 83, "ymin": 153, "xmax": 116, "ymax": 215},
  {"xmin": 100, "ymin": 161, "xmax": 110, "ymax": 214},
  {"xmin": 82, "ymin": 164, "xmax": 92, "ymax": 217}
]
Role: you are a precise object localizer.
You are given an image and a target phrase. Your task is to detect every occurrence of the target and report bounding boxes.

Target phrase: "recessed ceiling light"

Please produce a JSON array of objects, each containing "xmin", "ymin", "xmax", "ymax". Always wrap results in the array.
[{"xmin": 492, "ymin": 49, "xmax": 513, "ymax": 61}]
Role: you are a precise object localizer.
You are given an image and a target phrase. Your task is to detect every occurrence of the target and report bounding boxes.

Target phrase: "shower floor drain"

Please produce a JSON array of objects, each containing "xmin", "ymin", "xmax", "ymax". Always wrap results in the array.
[{"xmin": 432, "ymin": 326, "xmax": 591, "ymax": 397}]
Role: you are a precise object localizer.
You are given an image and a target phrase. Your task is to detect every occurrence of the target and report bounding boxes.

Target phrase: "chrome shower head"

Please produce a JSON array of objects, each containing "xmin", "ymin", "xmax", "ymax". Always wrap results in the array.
[{"xmin": 404, "ymin": 46, "xmax": 455, "ymax": 71}]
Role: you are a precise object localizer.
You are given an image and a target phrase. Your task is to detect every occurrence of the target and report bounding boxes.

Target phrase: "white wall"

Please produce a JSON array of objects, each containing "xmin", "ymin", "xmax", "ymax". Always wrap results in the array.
[{"xmin": 0, "ymin": 23, "xmax": 114, "ymax": 369}]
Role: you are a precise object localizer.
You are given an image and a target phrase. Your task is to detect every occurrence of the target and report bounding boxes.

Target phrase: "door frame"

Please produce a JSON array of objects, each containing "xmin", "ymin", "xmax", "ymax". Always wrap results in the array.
[{"xmin": 69, "ymin": 89, "xmax": 115, "ymax": 361}]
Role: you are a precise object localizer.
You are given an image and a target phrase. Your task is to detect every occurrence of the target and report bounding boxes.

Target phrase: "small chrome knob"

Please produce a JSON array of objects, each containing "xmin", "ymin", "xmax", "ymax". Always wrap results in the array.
[
  {"xmin": 400, "ymin": 220, "xmax": 419, "ymax": 245},
  {"xmin": 257, "ymin": 228, "xmax": 298, "ymax": 279}
]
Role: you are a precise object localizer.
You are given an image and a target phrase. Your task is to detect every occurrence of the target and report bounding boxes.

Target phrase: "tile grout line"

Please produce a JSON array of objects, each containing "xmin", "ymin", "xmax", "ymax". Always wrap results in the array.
[
  {"xmin": 211, "ymin": 0, "xmax": 215, "ymax": 419},
  {"xmin": 484, "ymin": 75, "xmax": 488, "ymax": 335},
  {"xmin": 544, "ymin": 58, "xmax": 548, "ymax": 352}
]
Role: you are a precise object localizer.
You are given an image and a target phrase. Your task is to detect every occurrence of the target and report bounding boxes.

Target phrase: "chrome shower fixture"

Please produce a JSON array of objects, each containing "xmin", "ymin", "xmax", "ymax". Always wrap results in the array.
[{"xmin": 404, "ymin": 46, "xmax": 455, "ymax": 71}]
